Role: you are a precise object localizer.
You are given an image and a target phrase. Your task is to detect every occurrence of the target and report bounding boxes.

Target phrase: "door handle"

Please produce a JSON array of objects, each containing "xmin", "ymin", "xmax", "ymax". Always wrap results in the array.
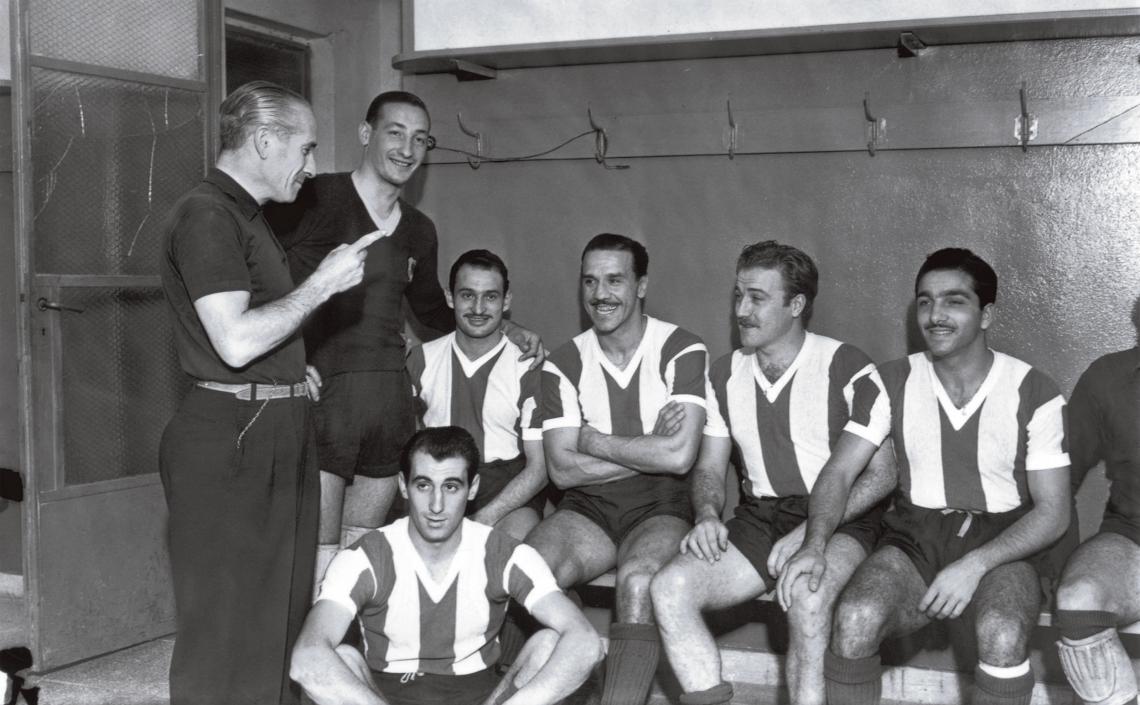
[{"xmin": 36, "ymin": 298, "xmax": 84, "ymax": 314}]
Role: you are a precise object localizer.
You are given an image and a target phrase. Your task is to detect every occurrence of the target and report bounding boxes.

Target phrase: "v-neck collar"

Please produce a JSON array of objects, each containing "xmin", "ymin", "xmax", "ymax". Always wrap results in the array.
[
  {"xmin": 924, "ymin": 350, "xmax": 1002, "ymax": 431},
  {"xmin": 397, "ymin": 517, "xmax": 468, "ymax": 603},
  {"xmin": 588, "ymin": 319, "xmax": 649, "ymax": 389},
  {"xmin": 451, "ymin": 334, "xmax": 507, "ymax": 378},
  {"xmin": 351, "ymin": 172, "xmax": 403, "ymax": 237},
  {"xmin": 750, "ymin": 332, "xmax": 813, "ymax": 402}
]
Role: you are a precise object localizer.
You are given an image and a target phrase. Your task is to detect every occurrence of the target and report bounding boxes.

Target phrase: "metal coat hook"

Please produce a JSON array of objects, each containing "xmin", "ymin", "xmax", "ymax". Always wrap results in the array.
[
  {"xmin": 726, "ymin": 99, "xmax": 738, "ymax": 160},
  {"xmin": 863, "ymin": 92, "xmax": 886, "ymax": 157},
  {"xmin": 587, "ymin": 106, "xmax": 629, "ymax": 170},
  {"xmin": 1015, "ymin": 82, "xmax": 1037, "ymax": 152},
  {"xmin": 456, "ymin": 112, "xmax": 483, "ymax": 169}
]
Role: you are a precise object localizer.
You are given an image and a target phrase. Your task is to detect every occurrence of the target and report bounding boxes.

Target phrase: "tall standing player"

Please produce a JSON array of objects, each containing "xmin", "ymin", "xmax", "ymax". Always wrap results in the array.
[
  {"xmin": 406, "ymin": 250, "xmax": 547, "ymax": 540},
  {"xmin": 784, "ymin": 248, "xmax": 1071, "ymax": 705},
  {"xmin": 528, "ymin": 233, "xmax": 708, "ymax": 705},
  {"xmin": 265, "ymin": 92, "xmax": 542, "ymax": 586},
  {"xmin": 160, "ymin": 82, "xmax": 380, "ymax": 704},
  {"xmin": 650, "ymin": 241, "xmax": 896, "ymax": 705},
  {"xmin": 1051, "ymin": 304, "xmax": 1140, "ymax": 705},
  {"xmin": 290, "ymin": 426, "xmax": 602, "ymax": 705}
]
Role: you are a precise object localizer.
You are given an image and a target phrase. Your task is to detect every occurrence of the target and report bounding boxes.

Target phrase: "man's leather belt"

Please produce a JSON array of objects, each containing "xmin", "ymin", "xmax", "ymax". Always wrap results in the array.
[{"xmin": 196, "ymin": 380, "xmax": 308, "ymax": 401}]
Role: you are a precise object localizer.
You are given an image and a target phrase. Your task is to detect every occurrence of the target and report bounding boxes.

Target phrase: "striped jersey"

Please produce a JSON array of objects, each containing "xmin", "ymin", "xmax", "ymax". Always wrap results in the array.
[
  {"xmin": 407, "ymin": 333, "xmax": 542, "ymax": 463},
  {"xmin": 316, "ymin": 518, "xmax": 559, "ymax": 676},
  {"xmin": 878, "ymin": 351, "xmax": 1069, "ymax": 512},
  {"xmin": 704, "ymin": 332, "xmax": 890, "ymax": 499},
  {"xmin": 542, "ymin": 316, "xmax": 708, "ymax": 498}
]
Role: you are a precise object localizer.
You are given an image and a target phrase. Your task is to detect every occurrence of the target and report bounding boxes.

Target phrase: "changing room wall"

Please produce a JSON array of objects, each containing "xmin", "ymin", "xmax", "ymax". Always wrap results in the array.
[{"xmin": 404, "ymin": 37, "xmax": 1140, "ymax": 537}]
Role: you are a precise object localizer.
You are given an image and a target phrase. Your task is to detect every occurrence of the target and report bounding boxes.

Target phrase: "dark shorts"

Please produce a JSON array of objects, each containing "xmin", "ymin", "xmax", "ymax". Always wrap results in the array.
[
  {"xmin": 312, "ymin": 370, "xmax": 415, "ymax": 480},
  {"xmin": 469, "ymin": 456, "xmax": 547, "ymax": 517},
  {"xmin": 727, "ymin": 494, "xmax": 884, "ymax": 590},
  {"xmin": 1099, "ymin": 505, "xmax": 1140, "ymax": 546},
  {"xmin": 558, "ymin": 474, "xmax": 692, "ymax": 547},
  {"xmin": 878, "ymin": 498, "xmax": 1054, "ymax": 587},
  {"xmin": 373, "ymin": 668, "xmax": 504, "ymax": 705}
]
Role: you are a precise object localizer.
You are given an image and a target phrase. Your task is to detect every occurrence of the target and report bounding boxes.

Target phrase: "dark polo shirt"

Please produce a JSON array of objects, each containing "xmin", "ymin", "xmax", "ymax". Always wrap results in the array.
[
  {"xmin": 161, "ymin": 168, "xmax": 306, "ymax": 384},
  {"xmin": 264, "ymin": 172, "xmax": 454, "ymax": 374},
  {"xmin": 1069, "ymin": 346, "xmax": 1140, "ymax": 537}
]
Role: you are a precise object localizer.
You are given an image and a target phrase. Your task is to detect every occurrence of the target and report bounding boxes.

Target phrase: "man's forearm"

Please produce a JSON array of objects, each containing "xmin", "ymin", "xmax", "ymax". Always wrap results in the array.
[
  {"xmin": 579, "ymin": 425, "xmax": 698, "ymax": 476},
  {"xmin": 804, "ymin": 471, "xmax": 856, "ymax": 552},
  {"xmin": 838, "ymin": 442, "xmax": 897, "ymax": 523},
  {"xmin": 690, "ymin": 465, "xmax": 727, "ymax": 522},
  {"xmin": 547, "ymin": 446, "xmax": 639, "ymax": 488},
  {"xmin": 967, "ymin": 502, "xmax": 1069, "ymax": 573},
  {"xmin": 291, "ymin": 645, "xmax": 389, "ymax": 705},
  {"xmin": 506, "ymin": 628, "xmax": 601, "ymax": 705}
]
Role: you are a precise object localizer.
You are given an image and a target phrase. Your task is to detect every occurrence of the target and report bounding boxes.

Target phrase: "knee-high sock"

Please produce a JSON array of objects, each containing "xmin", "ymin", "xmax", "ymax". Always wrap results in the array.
[
  {"xmin": 1057, "ymin": 610, "xmax": 1119, "ymax": 641},
  {"xmin": 974, "ymin": 661, "xmax": 1034, "ymax": 705},
  {"xmin": 340, "ymin": 525, "xmax": 373, "ymax": 549},
  {"xmin": 601, "ymin": 622, "xmax": 660, "ymax": 705},
  {"xmin": 679, "ymin": 682, "xmax": 734, "ymax": 705},
  {"xmin": 824, "ymin": 650, "xmax": 882, "ymax": 705},
  {"xmin": 313, "ymin": 543, "xmax": 338, "ymax": 598}
]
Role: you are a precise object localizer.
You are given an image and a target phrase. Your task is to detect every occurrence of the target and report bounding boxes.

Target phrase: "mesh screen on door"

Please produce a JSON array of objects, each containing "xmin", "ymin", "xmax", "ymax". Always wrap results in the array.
[
  {"xmin": 31, "ymin": 68, "xmax": 205, "ymax": 276},
  {"xmin": 58, "ymin": 287, "xmax": 190, "ymax": 485}
]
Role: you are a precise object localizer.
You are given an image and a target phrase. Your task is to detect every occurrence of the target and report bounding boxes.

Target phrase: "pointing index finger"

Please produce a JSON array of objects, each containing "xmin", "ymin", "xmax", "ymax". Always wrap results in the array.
[{"xmin": 350, "ymin": 230, "xmax": 384, "ymax": 252}]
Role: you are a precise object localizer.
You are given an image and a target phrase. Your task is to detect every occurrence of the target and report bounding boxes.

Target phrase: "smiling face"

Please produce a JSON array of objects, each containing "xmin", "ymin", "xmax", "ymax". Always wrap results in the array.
[
  {"xmin": 399, "ymin": 450, "xmax": 479, "ymax": 547},
  {"xmin": 264, "ymin": 102, "xmax": 317, "ymax": 203},
  {"xmin": 916, "ymin": 268, "xmax": 993, "ymax": 360},
  {"xmin": 447, "ymin": 264, "xmax": 510, "ymax": 341},
  {"xmin": 581, "ymin": 249, "xmax": 646, "ymax": 336},
  {"xmin": 360, "ymin": 102, "xmax": 430, "ymax": 188},
  {"xmin": 733, "ymin": 266, "xmax": 804, "ymax": 351}
]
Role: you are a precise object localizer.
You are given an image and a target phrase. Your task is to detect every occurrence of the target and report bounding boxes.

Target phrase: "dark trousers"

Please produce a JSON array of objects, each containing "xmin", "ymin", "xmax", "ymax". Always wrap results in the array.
[{"xmin": 159, "ymin": 386, "xmax": 318, "ymax": 705}]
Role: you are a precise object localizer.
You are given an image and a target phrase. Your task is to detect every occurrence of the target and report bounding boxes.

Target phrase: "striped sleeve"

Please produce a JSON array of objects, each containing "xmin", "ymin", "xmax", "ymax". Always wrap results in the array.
[
  {"xmin": 518, "ymin": 367, "xmax": 544, "ymax": 441},
  {"xmin": 660, "ymin": 328, "xmax": 709, "ymax": 407},
  {"xmin": 1022, "ymin": 368, "xmax": 1070, "ymax": 471},
  {"xmin": 702, "ymin": 353, "xmax": 733, "ymax": 438},
  {"xmin": 502, "ymin": 543, "xmax": 561, "ymax": 612},
  {"xmin": 836, "ymin": 346, "xmax": 891, "ymax": 446},
  {"xmin": 316, "ymin": 544, "xmax": 380, "ymax": 617},
  {"xmin": 541, "ymin": 345, "xmax": 583, "ymax": 431}
]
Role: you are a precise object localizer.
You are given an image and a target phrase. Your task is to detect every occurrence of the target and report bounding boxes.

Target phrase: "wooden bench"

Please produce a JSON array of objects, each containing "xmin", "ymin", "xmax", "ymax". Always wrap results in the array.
[{"xmin": 583, "ymin": 572, "xmax": 1140, "ymax": 634}]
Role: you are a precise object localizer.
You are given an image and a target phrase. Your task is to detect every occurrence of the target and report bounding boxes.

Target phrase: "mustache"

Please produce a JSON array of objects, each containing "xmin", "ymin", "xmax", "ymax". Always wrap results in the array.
[{"xmin": 590, "ymin": 299, "xmax": 621, "ymax": 307}]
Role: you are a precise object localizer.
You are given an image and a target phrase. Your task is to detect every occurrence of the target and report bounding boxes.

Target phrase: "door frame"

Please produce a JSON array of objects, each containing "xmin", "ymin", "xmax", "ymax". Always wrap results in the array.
[{"xmin": 10, "ymin": 0, "xmax": 223, "ymax": 667}]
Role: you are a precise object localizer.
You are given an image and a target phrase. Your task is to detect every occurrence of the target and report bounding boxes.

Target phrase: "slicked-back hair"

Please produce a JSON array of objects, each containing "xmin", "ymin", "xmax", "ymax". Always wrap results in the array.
[
  {"xmin": 219, "ymin": 81, "xmax": 308, "ymax": 152},
  {"xmin": 400, "ymin": 426, "xmax": 479, "ymax": 484},
  {"xmin": 364, "ymin": 91, "xmax": 431, "ymax": 129},
  {"xmin": 449, "ymin": 249, "xmax": 510, "ymax": 295},
  {"xmin": 582, "ymin": 233, "xmax": 649, "ymax": 278},
  {"xmin": 915, "ymin": 247, "xmax": 998, "ymax": 308},
  {"xmin": 736, "ymin": 240, "xmax": 819, "ymax": 324}
]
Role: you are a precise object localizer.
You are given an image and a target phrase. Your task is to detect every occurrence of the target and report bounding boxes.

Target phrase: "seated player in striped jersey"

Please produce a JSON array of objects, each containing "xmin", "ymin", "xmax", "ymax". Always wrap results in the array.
[
  {"xmin": 782, "ymin": 248, "xmax": 1072, "ymax": 705},
  {"xmin": 649, "ymin": 241, "xmax": 897, "ymax": 705},
  {"xmin": 289, "ymin": 426, "xmax": 602, "ymax": 705},
  {"xmin": 406, "ymin": 250, "xmax": 547, "ymax": 541},
  {"xmin": 527, "ymin": 233, "xmax": 708, "ymax": 705},
  {"xmin": 1052, "ymin": 304, "xmax": 1140, "ymax": 705}
]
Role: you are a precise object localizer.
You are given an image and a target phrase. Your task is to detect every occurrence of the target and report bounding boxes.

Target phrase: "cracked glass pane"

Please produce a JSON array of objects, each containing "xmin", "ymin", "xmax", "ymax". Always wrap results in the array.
[
  {"xmin": 59, "ymin": 287, "xmax": 191, "ymax": 485},
  {"xmin": 30, "ymin": 0, "xmax": 200, "ymax": 80},
  {"xmin": 32, "ymin": 68, "xmax": 206, "ymax": 275}
]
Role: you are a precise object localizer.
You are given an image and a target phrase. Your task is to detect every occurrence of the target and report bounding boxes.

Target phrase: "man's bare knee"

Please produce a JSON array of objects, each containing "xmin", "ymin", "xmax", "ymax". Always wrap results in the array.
[
  {"xmin": 787, "ymin": 580, "xmax": 835, "ymax": 639},
  {"xmin": 832, "ymin": 593, "xmax": 888, "ymax": 658},
  {"xmin": 650, "ymin": 563, "xmax": 702, "ymax": 626},
  {"xmin": 976, "ymin": 611, "xmax": 1031, "ymax": 667},
  {"xmin": 1056, "ymin": 574, "xmax": 1113, "ymax": 613}
]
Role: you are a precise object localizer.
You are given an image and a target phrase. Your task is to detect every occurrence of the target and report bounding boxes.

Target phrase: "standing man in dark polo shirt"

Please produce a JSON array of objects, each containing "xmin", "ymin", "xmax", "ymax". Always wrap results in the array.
[
  {"xmin": 265, "ymin": 91, "xmax": 542, "ymax": 587},
  {"xmin": 160, "ymin": 81, "xmax": 381, "ymax": 705},
  {"xmin": 1052, "ymin": 301, "xmax": 1140, "ymax": 705}
]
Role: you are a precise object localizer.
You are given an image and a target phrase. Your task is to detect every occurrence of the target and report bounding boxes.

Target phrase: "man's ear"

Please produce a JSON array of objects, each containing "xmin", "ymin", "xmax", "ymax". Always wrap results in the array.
[
  {"xmin": 637, "ymin": 276, "xmax": 648, "ymax": 300},
  {"xmin": 397, "ymin": 473, "xmax": 409, "ymax": 499},
  {"xmin": 445, "ymin": 288, "xmax": 455, "ymax": 310},
  {"xmin": 358, "ymin": 121, "xmax": 372, "ymax": 147},
  {"xmin": 790, "ymin": 293, "xmax": 807, "ymax": 318},
  {"xmin": 980, "ymin": 302, "xmax": 995, "ymax": 331},
  {"xmin": 253, "ymin": 125, "xmax": 273, "ymax": 159},
  {"xmin": 503, "ymin": 291, "xmax": 512, "ymax": 313},
  {"xmin": 467, "ymin": 475, "xmax": 480, "ymax": 502}
]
